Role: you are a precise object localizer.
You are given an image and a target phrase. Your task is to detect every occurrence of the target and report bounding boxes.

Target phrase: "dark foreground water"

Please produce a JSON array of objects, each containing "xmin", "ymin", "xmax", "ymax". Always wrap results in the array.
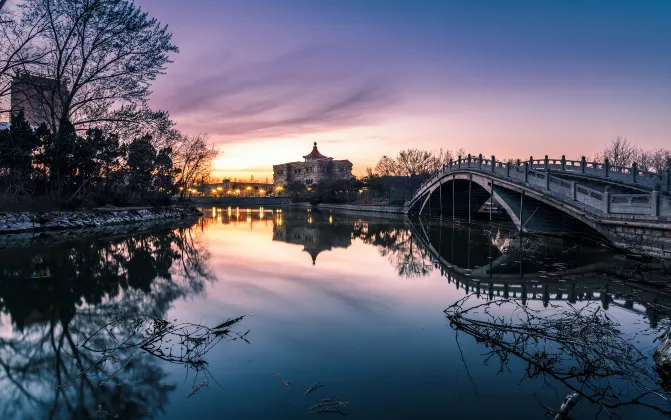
[{"xmin": 1, "ymin": 207, "xmax": 670, "ymax": 419}]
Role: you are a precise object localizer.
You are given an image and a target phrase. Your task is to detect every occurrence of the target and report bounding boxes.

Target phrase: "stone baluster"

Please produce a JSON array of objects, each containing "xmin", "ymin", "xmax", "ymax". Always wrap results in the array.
[
  {"xmin": 506, "ymin": 161, "xmax": 511, "ymax": 177},
  {"xmin": 491, "ymin": 155, "xmax": 496, "ymax": 172},
  {"xmin": 561, "ymin": 155, "xmax": 566, "ymax": 171},
  {"xmin": 523, "ymin": 162, "xmax": 529, "ymax": 183},
  {"xmin": 449, "ymin": 159, "xmax": 453, "ymax": 171},
  {"xmin": 467, "ymin": 154, "xmax": 472, "ymax": 168},
  {"xmin": 544, "ymin": 155, "xmax": 549, "ymax": 170},
  {"xmin": 529, "ymin": 156, "xmax": 534, "ymax": 170},
  {"xmin": 458, "ymin": 156, "xmax": 462, "ymax": 169},
  {"xmin": 581, "ymin": 156, "xmax": 586, "ymax": 174},
  {"xmin": 604, "ymin": 158, "xmax": 610, "ymax": 178},
  {"xmin": 631, "ymin": 162, "xmax": 638, "ymax": 183},
  {"xmin": 478, "ymin": 153, "xmax": 483, "ymax": 169},
  {"xmin": 665, "ymin": 169, "xmax": 670, "ymax": 192},
  {"xmin": 545, "ymin": 169, "xmax": 551, "ymax": 190},
  {"xmin": 651, "ymin": 184, "xmax": 661, "ymax": 217},
  {"xmin": 570, "ymin": 181, "xmax": 576, "ymax": 200},
  {"xmin": 602, "ymin": 186, "xmax": 611, "ymax": 214}
]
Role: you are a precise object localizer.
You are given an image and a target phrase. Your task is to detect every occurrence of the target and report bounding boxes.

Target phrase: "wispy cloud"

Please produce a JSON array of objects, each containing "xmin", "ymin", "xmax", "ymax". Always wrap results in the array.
[{"xmin": 153, "ymin": 45, "xmax": 399, "ymax": 140}]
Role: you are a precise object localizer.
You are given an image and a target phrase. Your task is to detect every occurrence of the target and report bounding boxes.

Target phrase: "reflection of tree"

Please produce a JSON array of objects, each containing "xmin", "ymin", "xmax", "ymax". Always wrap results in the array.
[
  {"xmin": 445, "ymin": 295, "xmax": 671, "ymax": 418},
  {"xmin": 0, "ymin": 225, "xmax": 235, "ymax": 419},
  {"xmin": 352, "ymin": 221, "xmax": 433, "ymax": 278}
]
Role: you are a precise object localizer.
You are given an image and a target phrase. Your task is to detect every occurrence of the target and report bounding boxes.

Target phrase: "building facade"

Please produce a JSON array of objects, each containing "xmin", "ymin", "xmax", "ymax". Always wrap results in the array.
[
  {"xmin": 10, "ymin": 73, "xmax": 66, "ymax": 129},
  {"xmin": 273, "ymin": 142, "xmax": 353, "ymax": 187}
]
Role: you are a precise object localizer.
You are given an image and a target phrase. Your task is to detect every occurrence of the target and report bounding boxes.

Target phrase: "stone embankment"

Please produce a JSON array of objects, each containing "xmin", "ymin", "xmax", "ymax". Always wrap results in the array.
[{"xmin": 0, "ymin": 206, "xmax": 202, "ymax": 234}]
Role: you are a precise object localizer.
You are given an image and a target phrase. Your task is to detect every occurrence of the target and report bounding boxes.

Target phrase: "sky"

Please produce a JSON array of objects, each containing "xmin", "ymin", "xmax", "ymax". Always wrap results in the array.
[{"xmin": 135, "ymin": 0, "xmax": 671, "ymax": 180}]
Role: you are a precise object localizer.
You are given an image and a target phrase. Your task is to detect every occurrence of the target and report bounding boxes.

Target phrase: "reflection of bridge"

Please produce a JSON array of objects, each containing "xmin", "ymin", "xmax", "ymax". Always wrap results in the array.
[
  {"xmin": 408, "ymin": 218, "xmax": 671, "ymax": 326},
  {"xmin": 406, "ymin": 155, "xmax": 671, "ymax": 258}
]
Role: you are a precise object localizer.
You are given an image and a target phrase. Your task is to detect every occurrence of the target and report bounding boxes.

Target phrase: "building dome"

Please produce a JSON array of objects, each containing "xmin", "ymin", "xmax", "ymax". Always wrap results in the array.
[{"xmin": 303, "ymin": 142, "xmax": 328, "ymax": 161}]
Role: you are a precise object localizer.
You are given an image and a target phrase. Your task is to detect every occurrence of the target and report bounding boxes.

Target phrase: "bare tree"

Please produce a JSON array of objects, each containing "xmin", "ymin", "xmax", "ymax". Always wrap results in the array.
[
  {"xmin": 430, "ymin": 148, "xmax": 454, "ymax": 172},
  {"xmin": 173, "ymin": 133, "xmax": 218, "ymax": 195},
  {"xmin": 596, "ymin": 136, "xmax": 640, "ymax": 167},
  {"xmin": 640, "ymin": 148, "xmax": 671, "ymax": 174},
  {"xmin": 0, "ymin": 6, "xmax": 48, "ymax": 117},
  {"xmin": 15, "ymin": 0, "xmax": 178, "ymax": 134},
  {"xmin": 374, "ymin": 155, "xmax": 402, "ymax": 176},
  {"xmin": 446, "ymin": 295, "xmax": 671, "ymax": 418}
]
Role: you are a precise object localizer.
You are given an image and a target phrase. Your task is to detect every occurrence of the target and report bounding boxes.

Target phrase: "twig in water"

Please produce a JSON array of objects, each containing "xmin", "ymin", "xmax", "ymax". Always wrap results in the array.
[
  {"xmin": 272, "ymin": 373, "xmax": 292, "ymax": 389},
  {"xmin": 187, "ymin": 381, "xmax": 210, "ymax": 398},
  {"xmin": 309, "ymin": 397, "xmax": 348, "ymax": 415},
  {"xmin": 305, "ymin": 382, "xmax": 325, "ymax": 395}
]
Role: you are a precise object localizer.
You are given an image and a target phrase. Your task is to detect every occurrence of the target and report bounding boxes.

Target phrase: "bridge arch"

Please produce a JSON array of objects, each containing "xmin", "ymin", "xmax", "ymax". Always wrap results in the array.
[{"xmin": 409, "ymin": 171, "xmax": 610, "ymax": 243}]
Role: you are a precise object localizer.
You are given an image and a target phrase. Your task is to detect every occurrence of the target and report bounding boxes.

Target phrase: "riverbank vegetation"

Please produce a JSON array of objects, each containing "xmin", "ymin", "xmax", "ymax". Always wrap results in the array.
[{"xmin": 0, "ymin": 0, "xmax": 217, "ymax": 210}]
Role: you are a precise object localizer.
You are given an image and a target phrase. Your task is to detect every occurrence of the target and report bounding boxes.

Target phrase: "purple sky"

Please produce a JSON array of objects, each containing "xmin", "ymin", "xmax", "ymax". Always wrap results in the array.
[{"xmin": 137, "ymin": 0, "xmax": 671, "ymax": 179}]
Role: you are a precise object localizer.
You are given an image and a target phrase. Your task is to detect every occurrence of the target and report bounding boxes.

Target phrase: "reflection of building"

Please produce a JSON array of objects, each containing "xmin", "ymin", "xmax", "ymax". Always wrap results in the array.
[
  {"xmin": 273, "ymin": 142, "xmax": 352, "ymax": 187},
  {"xmin": 10, "ymin": 73, "xmax": 66, "ymax": 128},
  {"xmin": 272, "ymin": 214, "xmax": 352, "ymax": 265}
]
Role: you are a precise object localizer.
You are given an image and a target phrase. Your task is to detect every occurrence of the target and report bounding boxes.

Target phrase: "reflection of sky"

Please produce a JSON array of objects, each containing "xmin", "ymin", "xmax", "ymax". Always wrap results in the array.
[
  {"xmin": 132, "ymin": 0, "xmax": 671, "ymax": 179},
  {"xmin": 161, "ymin": 213, "xmax": 666, "ymax": 419}
]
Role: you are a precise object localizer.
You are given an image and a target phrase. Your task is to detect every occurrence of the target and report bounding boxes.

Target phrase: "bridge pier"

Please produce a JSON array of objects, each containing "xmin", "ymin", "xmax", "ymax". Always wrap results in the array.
[{"xmin": 468, "ymin": 175, "xmax": 472, "ymax": 224}]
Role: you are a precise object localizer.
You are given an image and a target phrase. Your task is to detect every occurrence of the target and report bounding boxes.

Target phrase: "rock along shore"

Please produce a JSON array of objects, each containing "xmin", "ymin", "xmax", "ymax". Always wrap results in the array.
[{"xmin": 0, "ymin": 206, "xmax": 203, "ymax": 235}]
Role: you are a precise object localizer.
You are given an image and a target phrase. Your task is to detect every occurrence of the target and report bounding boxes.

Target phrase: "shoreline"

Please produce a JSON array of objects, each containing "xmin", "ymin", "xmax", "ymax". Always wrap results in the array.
[
  {"xmin": 0, "ymin": 206, "xmax": 203, "ymax": 235},
  {"xmin": 288, "ymin": 202, "xmax": 408, "ymax": 214}
]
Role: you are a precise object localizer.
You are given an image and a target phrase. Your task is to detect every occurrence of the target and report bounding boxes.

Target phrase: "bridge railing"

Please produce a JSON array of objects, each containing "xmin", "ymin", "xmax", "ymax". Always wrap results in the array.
[{"xmin": 412, "ymin": 153, "xmax": 671, "ymax": 218}]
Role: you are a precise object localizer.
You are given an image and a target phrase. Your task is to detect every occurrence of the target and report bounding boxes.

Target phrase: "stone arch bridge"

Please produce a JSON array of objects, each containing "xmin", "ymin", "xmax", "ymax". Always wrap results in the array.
[{"xmin": 406, "ymin": 155, "xmax": 671, "ymax": 258}]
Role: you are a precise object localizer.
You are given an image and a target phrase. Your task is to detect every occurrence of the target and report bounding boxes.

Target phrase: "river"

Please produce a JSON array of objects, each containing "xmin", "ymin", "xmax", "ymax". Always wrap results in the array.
[{"xmin": 0, "ymin": 207, "xmax": 669, "ymax": 419}]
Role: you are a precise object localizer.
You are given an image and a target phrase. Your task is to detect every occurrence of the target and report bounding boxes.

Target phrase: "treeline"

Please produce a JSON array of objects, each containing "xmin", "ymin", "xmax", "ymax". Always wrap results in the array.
[
  {"xmin": 0, "ymin": 0, "xmax": 217, "ymax": 209},
  {"xmin": 596, "ymin": 136, "xmax": 670, "ymax": 174},
  {"xmin": 372, "ymin": 140, "xmax": 671, "ymax": 178},
  {"xmin": 374, "ymin": 148, "xmax": 465, "ymax": 176}
]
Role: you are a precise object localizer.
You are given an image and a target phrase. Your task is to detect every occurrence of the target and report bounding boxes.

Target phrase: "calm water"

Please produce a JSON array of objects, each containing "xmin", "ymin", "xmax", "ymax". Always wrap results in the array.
[{"xmin": 1, "ymin": 207, "xmax": 670, "ymax": 419}]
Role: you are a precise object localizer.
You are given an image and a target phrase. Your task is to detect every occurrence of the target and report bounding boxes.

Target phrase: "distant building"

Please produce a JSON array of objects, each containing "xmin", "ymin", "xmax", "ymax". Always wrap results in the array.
[
  {"xmin": 10, "ymin": 73, "xmax": 66, "ymax": 129},
  {"xmin": 273, "ymin": 142, "xmax": 352, "ymax": 187},
  {"xmin": 0, "ymin": 122, "xmax": 9, "ymax": 131}
]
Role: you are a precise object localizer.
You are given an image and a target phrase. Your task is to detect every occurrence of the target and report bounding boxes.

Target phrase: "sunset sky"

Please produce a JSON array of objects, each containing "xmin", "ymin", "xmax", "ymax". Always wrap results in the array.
[{"xmin": 137, "ymin": 0, "xmax": 671, "ymax": 180}]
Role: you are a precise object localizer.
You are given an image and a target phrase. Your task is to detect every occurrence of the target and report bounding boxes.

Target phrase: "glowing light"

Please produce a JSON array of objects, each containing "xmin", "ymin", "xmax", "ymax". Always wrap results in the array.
[
  {"xmin": 275, "ymin": 186, "xmax": 284, "ymax": 192},
  {"xmin": 308, "ymin": 216, "xmax": 312, "ymax": 224},
  {"xmin": 329, "ymin": 215, "xmax": 333, "ymax": 224},
  {"xmin": 217, "ymin": 216, "xmax": 222, "ymax": 222},
  {"xmin": 246, "ymin": 216, "xmax": 252, "ymax": 223},
  {"xmin": 227, "ymin": 190, "xmax": 233, "ymax": 194},
  {"xmin": 235, "ymin": 189, "xmax": 241, "ymax": 194},
  {"xmin": 259, "ymin": 189, "xmax": 265, "ymax": 194},
  {"xmin": 212, "ymin": 208, "xmax": 216, "ymax": 217},
  {"xmin": 217, "ymin": 186, "xmax": 223, "ymax": 191},
  {"xmin": 246, "ymin": 186, "xmax": 252, "ymax": 190}
]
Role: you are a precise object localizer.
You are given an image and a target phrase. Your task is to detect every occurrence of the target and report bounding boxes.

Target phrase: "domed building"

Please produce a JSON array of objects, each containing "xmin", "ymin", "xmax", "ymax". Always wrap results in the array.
[{"xmin": 272, "ymin": 142, "xmax": 352, "ymax": 187}]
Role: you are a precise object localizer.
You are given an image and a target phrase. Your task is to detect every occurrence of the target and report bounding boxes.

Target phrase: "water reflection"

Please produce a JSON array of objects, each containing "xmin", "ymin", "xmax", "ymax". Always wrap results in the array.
[
  {"xmin": 1, "ymin": 208, "xmax": 670, "ymax": 419},
  {"xmin": 0, "ymin": 223, "xmax": 242, "ymax": 419}
]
